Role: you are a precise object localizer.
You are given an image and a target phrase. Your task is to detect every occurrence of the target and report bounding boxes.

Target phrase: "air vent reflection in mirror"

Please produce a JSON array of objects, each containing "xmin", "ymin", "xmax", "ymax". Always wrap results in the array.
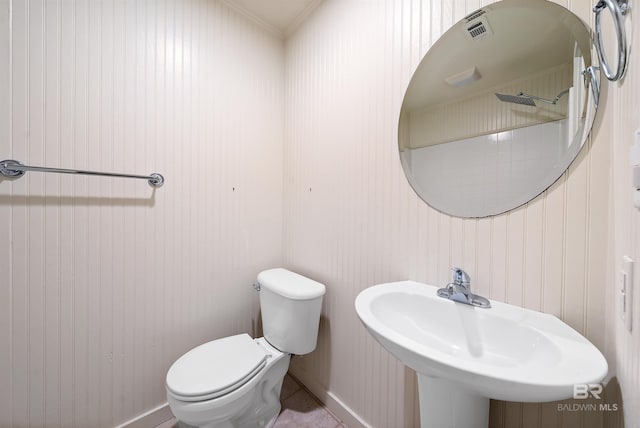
[{"xmin": 465, "ymin": 16, "xmax": 493, "ymax": 40}]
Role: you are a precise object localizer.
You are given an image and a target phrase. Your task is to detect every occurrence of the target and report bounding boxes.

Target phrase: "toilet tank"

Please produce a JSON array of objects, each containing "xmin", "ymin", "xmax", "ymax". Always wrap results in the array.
[{"xmin": 257, "ymin": 268, "xmax": 325, "ymax": 355}]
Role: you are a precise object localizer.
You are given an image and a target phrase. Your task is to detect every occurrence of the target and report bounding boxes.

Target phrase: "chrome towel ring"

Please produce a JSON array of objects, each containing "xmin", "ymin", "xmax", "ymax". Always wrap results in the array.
[{"xmin": 593, "ymin": 0, "xmax": 629, "ymax": 82}]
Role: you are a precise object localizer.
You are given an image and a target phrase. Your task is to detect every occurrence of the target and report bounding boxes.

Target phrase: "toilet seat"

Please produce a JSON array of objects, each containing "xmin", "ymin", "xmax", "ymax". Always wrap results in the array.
[{"xmin": 166, "ymin": 334, "xmax": 267, "ymax": 402}]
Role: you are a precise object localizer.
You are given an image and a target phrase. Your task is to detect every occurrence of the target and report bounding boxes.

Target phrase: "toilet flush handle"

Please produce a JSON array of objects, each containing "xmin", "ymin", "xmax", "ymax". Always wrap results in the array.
[{"xmin": 252, "ymin": 283, "xmax": 261, "ymax": 291}]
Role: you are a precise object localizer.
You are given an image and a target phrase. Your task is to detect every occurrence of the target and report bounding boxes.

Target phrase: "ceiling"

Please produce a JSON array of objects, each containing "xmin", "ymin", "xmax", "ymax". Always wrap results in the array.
[{"xmin": 223, "ymin": 0, "xmax": 323, "ymax": 37}]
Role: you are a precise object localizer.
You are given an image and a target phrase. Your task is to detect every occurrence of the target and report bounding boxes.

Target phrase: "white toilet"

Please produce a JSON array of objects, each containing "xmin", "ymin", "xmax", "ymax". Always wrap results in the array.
[{"xmin": 165, "ymin": 268, "xmax": 325, "ymax": 428}]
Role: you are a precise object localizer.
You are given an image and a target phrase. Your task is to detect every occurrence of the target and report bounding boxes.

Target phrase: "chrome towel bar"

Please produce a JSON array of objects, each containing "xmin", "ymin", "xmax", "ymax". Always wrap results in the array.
[{"xmin": 0, "ymin": 159, "xmax": 164, "ymax": 187}]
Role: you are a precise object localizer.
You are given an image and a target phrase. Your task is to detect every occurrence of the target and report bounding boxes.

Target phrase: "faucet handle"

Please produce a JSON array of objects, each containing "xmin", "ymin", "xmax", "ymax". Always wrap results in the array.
[{"xmin": 451, "ymin": 267, "xmax": 470, "ymax": 285}]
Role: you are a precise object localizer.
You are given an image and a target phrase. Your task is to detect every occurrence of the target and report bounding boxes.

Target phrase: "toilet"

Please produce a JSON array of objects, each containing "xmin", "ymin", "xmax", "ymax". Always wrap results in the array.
[{"xmin": 165, "ymin": 268, "xmax": 326, "ymax": 428}]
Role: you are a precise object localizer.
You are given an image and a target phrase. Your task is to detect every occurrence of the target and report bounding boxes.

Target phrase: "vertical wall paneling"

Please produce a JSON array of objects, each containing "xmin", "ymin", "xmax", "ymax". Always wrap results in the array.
[
  {"xmin": 4, "ymin": 0, "xmax": 640, "ymax": 427},
  {"xmin": 284, "ymin": 0, "xmax": 615, "ymax": 427},
  {"xmin": 609, "ymin": 0, "xmax": 640, "ymax": 420},
  {"xmin": 0, "ymin": 1, "xmax": 284, "ymax": 426},
  {"xmin": 0, "ymin": 0, "xmax": 11, "ymax": 424},
  {"xmin": 11, "ymin": 1, "xmax": 29, "ymax": 426}
]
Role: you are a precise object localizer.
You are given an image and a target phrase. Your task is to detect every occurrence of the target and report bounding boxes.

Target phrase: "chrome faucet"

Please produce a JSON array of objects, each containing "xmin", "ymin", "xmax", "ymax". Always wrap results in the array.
[{"xmin": 437, "ymin": 267, "xmax": 491, "ymax": 308}]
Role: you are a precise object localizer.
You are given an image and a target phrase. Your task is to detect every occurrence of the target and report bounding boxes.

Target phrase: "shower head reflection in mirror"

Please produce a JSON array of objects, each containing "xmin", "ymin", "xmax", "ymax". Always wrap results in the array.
[{"xmin": 495, "ymin": 88, "xmax": 570, "ymax": 107}]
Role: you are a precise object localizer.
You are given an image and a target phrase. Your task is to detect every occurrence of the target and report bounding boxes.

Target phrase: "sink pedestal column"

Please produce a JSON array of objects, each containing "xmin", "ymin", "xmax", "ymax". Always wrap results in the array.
[{"xmin": 417, "ymin": 374, "xmax": 489, "ymax": 428}]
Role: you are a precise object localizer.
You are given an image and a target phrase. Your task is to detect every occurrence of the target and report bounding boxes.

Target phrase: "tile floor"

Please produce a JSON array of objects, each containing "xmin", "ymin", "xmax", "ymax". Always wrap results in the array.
[{"xmin": 156, "ymin": 374, "xmax": 345, "ymax": 428}]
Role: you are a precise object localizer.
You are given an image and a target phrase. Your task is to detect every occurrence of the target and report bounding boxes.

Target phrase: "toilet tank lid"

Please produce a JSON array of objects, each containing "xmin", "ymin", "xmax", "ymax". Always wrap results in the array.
[{"xmin": 258, "ymin": 268, "xmax": 325, "ymax": 300}]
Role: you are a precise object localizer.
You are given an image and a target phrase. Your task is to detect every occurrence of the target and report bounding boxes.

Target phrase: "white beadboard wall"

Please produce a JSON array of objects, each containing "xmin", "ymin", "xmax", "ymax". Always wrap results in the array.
[
  {"xmin": 608, "ymin": 0, "xmax": 640, "ymax": 423},
  {"xmin": 284, "ymin": 1, "xmax": 613, "ymax": 427},
  {"xmin": 0, "ymin": 1, "xmax": 284, "ymax": 427},
  {"xmin": 2, "ymin": 1, "xmax": 638, "ymax": 428}
]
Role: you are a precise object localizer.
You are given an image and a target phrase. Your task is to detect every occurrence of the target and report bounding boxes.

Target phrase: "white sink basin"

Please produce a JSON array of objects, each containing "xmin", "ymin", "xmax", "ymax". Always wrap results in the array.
[{"xmin": 355, "ymin": 281, "xmax": 608, "ymax": 428}]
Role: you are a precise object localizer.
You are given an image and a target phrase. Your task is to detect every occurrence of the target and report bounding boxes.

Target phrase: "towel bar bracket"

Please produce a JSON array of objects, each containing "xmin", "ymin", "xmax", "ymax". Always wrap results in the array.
[{"xmin": 0, "ymin": 160, "xmax": 25, "ymax": 178}]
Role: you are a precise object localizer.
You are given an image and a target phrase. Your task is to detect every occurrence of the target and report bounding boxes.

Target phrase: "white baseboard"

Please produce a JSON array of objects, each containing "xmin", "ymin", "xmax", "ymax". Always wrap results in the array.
[
  {"xmin": 114, "ymin": 372, "xmax": 367, "ymax": 428},
  {"xmin": 289, "ymin": 369, "xmax": 371, "ymax": 428},
  {"xmin": 115, "ymin": 402, "xmax": 174, "ymax": 428}
]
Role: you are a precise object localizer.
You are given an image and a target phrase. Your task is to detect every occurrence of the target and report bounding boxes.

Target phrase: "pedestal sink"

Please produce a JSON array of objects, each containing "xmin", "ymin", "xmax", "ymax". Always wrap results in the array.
[{"xmin": 354, "ymin": 281, "xmax": 608, "ymax": 428}]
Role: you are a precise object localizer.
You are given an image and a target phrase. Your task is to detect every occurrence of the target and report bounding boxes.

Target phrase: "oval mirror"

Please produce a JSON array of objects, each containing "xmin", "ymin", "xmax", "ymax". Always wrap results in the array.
[{"xmin": 398, "ymin": 0, "xmax": 600, "ymax": 218}]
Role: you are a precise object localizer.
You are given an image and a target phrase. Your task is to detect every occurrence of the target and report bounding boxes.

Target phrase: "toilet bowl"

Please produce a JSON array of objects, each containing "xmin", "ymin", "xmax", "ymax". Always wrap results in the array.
[
  {"xmin": 167, "ymin": 335, "xmax": 290, "ymax": 428},
  {"xmin": 166, "ymin": 268, "xmax": 325, "ymax": 428}
]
